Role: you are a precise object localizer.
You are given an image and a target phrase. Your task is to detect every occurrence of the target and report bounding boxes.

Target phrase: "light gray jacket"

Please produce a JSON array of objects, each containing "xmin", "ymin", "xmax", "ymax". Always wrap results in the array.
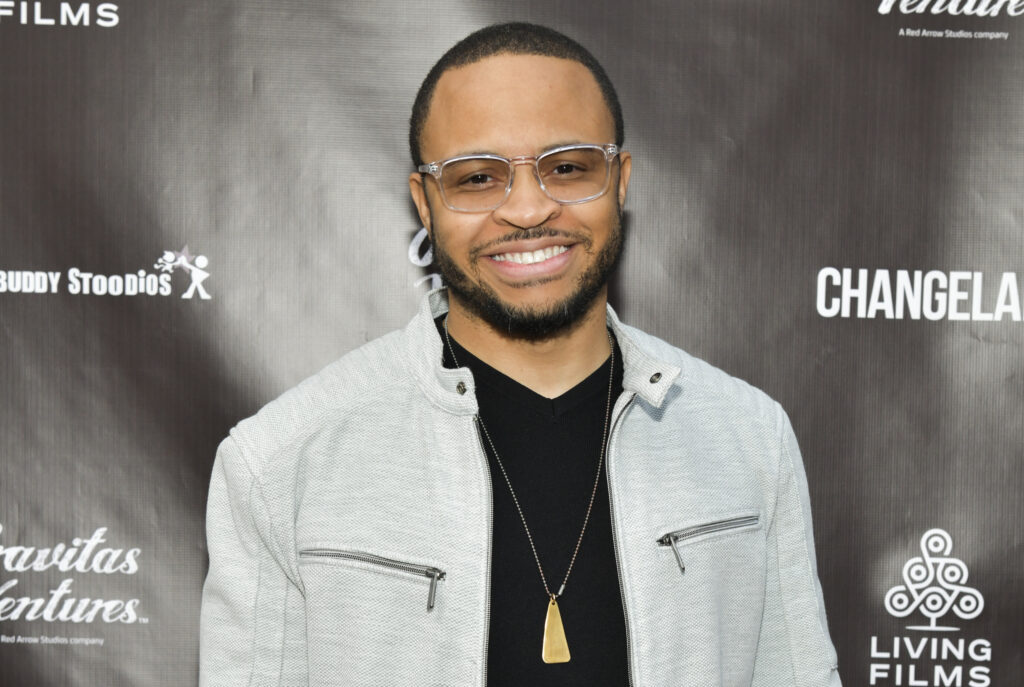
[{"xmin": 199, "ymin": 289, "xmax": 841, "ymax": 686}]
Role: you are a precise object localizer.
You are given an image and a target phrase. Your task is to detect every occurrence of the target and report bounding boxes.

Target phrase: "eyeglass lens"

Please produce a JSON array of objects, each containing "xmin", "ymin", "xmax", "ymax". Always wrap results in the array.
[{"xmin": 440, "ymin": 147, "xmax": 610, "ymax": 211}]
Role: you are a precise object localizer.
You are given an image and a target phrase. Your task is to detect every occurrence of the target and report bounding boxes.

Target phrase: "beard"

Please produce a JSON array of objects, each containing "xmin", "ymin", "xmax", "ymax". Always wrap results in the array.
[{"xmin": 430, "ymin": 207, "xmax": 624, "ymax": 342}]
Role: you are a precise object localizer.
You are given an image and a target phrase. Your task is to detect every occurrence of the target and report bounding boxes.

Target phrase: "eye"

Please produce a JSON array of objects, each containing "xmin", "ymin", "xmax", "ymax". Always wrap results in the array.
[
  {"xmin": 551, "ymin": 162, "xmax": 584, "ymax": 176},
  {"xmin": 539, "ymin": 149, "xmax": 602, "ymax": 182},
  {"xmin": 541, "ymin": 159, "xmax": 589, "ymax": 183},
  {"xmin": 463, "ymin": 173, "xmax": 495, "ymax": 186},
  {"xmin": 454, "ymin": 171, "xmax": 504, "ymax": 192},
  {"xmin": 445, "ymin": 159, "xmax": 508, "ymax": 192}
]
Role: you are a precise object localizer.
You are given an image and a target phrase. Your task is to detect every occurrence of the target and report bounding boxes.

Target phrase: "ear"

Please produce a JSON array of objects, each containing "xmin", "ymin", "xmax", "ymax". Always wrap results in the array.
[
  {"xmin": 409, "ymin": 172, "xmax": 432, "ymax": 235},
  {"xmin": 616, "ymin": 151, "xmax": 632, "ymax": 208}
]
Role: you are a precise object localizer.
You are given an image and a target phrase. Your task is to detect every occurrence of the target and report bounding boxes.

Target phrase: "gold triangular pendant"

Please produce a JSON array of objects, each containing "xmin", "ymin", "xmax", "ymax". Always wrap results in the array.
[{"xmin": 541, "ymin": 598, "xmax": 571, "ymax": 663}]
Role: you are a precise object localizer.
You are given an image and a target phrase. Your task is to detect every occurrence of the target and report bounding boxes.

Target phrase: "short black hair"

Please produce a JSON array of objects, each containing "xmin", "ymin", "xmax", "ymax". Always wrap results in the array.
[{"xmin": 409, "ymin": 22, "xmax": 624, "ymax": 166}]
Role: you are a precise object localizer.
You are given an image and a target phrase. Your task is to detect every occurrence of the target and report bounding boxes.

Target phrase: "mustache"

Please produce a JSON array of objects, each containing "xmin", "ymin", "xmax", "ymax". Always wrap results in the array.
[{"xmin": 469, "ymin": 227, "xmax": 590, "ymax": 259}]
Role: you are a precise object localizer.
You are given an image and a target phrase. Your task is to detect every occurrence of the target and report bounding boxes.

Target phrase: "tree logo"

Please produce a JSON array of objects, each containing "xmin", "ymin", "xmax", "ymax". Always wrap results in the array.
[{"xmin": 884, "ymin": 529, "xmax": 984, "ymax": 631}]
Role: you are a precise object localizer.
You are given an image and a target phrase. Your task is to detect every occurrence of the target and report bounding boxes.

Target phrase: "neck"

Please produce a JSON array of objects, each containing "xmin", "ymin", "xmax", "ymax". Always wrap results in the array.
[{"xmin": 444, "ymin": 290, "xmax": 612, "ymax": 399}]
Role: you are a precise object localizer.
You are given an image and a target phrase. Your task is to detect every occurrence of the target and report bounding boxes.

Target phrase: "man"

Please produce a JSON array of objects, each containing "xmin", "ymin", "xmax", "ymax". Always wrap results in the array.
[{"xmin": 200, "ymin": 22, "xmax": 842, "ymax": 686}]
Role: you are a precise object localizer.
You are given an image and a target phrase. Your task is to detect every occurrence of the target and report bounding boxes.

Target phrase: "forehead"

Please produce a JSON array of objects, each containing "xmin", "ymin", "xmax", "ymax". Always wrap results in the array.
[{"xmin": 421, "ymin": 53, "xmax": 615, "ymax": 160}]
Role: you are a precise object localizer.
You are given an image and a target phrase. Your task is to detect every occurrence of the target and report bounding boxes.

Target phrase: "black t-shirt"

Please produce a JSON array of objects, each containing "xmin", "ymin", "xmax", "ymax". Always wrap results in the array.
[{"xmin": 437, "ymin": 318, "xmax": 629, "ymax": 686}]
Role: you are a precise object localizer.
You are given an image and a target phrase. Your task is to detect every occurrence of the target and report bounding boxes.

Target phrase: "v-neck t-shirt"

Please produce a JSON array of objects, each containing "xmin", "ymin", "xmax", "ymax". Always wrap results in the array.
[{"xmin": 437, "ymin": 318, "xmax": 629, "ymax": 686}]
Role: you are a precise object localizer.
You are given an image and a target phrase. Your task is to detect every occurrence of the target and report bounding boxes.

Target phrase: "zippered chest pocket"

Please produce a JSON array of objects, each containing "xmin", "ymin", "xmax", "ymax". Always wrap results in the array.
[
  {"xmin": 656, "ymin": 512, "xmax": 761, "ymax": 574},
  {"xmin": 299, "ymin": 548, "xmax": 446, "ymax": 611},
  {"xmin": 298, "ymin": 547, "xmax": 451, "ymax": 684}
]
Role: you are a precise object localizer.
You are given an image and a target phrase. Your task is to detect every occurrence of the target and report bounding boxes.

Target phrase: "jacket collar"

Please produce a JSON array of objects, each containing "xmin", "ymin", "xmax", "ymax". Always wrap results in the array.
[{"xmin": 404, "ymin": 288, "xmax": 681, "ymax": 416}]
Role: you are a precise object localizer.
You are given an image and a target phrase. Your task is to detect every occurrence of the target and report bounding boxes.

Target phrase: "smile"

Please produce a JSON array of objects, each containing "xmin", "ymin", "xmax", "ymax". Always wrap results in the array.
[{"xmin": 490, "ymin": 245, "xmax": 570, "ymax": 264}]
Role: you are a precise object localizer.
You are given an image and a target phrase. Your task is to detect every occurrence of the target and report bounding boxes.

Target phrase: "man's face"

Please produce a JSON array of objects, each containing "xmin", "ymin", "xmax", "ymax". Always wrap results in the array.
[{"xmin": 410, "ymin": 53, "xmax": 632, "ymax": 340}]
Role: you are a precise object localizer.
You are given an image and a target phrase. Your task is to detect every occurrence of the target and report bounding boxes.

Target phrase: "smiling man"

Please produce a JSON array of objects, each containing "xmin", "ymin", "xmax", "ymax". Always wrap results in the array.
[{"xmin": 200, "ymin": 22, "xmax": 842, "ymax": 687}]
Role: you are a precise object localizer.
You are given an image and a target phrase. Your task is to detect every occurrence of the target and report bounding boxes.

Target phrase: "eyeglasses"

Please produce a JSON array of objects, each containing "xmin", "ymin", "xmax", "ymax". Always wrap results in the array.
[{"xmin": 417, "ymin": 143, "xmax": 620, "ymax": 213}]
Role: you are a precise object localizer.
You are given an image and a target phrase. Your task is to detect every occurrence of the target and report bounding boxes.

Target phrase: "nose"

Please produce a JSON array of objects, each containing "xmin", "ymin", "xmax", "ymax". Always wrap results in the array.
[{"xmin": 491, "ymin": 160, "xmax": 561, "ymax": 228}]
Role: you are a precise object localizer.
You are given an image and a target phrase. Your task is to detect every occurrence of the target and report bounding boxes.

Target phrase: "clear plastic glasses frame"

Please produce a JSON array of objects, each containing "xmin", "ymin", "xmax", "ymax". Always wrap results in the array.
[{"xmin": 417, "ymin": 143, "xmax": 620, "ymax": 212}]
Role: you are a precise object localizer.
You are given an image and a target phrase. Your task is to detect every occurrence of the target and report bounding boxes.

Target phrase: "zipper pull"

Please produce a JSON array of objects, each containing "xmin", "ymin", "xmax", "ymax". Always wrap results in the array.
[
  {"xmin": 426, "ymin": 569, "xmax": 445, "ymax": 611},
  {"xmin": 657, "ymin": 534, "xmax": 686, "ymax": 574}
]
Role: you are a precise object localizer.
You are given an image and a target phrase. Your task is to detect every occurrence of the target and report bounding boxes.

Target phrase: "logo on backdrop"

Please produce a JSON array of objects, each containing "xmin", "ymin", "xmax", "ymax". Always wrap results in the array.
[
  {"xmin": 884, "ymin": 529, "xmax": 984, "ymax": 631},
  {"xmin": 816, "ymin": 268, "xmax": 1022, "ymax": 321},
  {"xmin": 876, "ymin": 0, "xmax": 1015, "ymax": 40},
  {"xmin": 0, "ymin": 1, "xmax": 119, "ymax": 27},
  {"xmin": 155, "ymin": 246, "xmax": 212, "ymax": 300},
  {"xmin": 869, "ymin": 528, "xmax": 991, "ymax": 686},
  {"xmin": 0, "ymin": 245, "xmax": 212, "ymax": 300},
  {"xmin": 878, "ymin": 0, "xmax": 1024, "ymax": 17},
  {"xmin": 408, "ymin": 226, "xmax": 442, "ymax": 291},
  {"xmin": 0, "ymin": 523, "xmax": 146, "ymax": 638}
]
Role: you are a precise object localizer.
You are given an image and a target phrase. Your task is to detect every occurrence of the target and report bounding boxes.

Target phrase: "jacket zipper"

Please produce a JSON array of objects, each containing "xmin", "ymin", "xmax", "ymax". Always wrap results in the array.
[
  {"xmin": 472, "ymin": 416, "xmax": 494, "ymax": 687},
  {"xmin": 298, "ymin": 549, "xmax": 446, "ymax": 611},
  {"xmin": 605, "ymin": 392, "xmax": 636, "ymax": 687},
  {"xmin": 656, "ymin": 514, "xmax": 761, "ymax": 574}
]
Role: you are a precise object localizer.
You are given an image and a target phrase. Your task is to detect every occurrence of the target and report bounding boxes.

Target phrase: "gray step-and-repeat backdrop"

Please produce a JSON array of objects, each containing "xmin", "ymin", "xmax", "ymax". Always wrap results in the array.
[{"xmin": 2, "ymin": 1, "xmax": 1021, "ymax": 685}]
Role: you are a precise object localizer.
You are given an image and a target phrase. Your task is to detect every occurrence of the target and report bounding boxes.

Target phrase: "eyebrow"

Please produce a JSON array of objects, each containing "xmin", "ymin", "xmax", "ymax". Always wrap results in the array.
[{"xmin": 444, "ymin": 140, "xmax": 588, "ymax": 159}]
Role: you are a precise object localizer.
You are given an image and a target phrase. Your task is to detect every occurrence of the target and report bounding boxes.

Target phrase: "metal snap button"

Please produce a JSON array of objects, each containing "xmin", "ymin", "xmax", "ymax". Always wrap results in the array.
[
  {"xmin": 650, "ymin": 372, "xmax": 662, "ymax": 384},
  {"xmin": 456, "ymin": 381, "xmax": 467, "ymax": 395}
]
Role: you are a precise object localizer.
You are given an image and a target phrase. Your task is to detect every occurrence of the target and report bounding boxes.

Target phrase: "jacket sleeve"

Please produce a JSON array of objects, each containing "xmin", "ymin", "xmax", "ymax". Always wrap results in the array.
[
  {"xmin": 757, "ymin": 405, "xmax": 842, "ymax": 686},
  {"xmin": 198, "ymin": 435, "xmax": 300, "ymax": 686}
]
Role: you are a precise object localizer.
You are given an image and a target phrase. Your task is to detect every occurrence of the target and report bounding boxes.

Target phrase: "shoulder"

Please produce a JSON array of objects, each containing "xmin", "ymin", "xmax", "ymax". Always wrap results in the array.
[
  {"xmin": 619, "ymin": 323, "xmax": 786, "ymax": 434},
  {"xmin": 616, "ymin": 324, "xmax": 796, "ymax": 517},
  {"xmin": 224, "ymin": 329, "xmax": 411, "ymax": 476}
]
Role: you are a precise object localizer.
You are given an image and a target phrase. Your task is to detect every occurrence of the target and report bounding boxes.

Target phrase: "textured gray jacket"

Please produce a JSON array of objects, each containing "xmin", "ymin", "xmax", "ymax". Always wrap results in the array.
[{"xmin": 199, "ymin": 289, "xmax": 842, "ymax": 686}]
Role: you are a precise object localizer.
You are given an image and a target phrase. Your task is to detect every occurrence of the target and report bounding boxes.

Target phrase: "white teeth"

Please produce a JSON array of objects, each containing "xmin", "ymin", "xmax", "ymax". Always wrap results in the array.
[{"xmin": 491, "ymin": 245, "xmax": 569, "ymax": 264}]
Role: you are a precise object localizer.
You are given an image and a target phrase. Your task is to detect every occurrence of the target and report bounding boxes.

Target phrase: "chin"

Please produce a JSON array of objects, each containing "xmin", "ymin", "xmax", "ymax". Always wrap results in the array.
[{"xmin": 448, "ymin": 278, "xmax": 601, "ymax": 341}]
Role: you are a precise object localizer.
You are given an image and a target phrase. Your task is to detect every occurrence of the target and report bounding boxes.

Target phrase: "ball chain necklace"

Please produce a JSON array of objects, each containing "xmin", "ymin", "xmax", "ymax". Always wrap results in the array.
[{"xmin": 444, "ymin": 316, "xmax": 616, "ymax": 664}]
